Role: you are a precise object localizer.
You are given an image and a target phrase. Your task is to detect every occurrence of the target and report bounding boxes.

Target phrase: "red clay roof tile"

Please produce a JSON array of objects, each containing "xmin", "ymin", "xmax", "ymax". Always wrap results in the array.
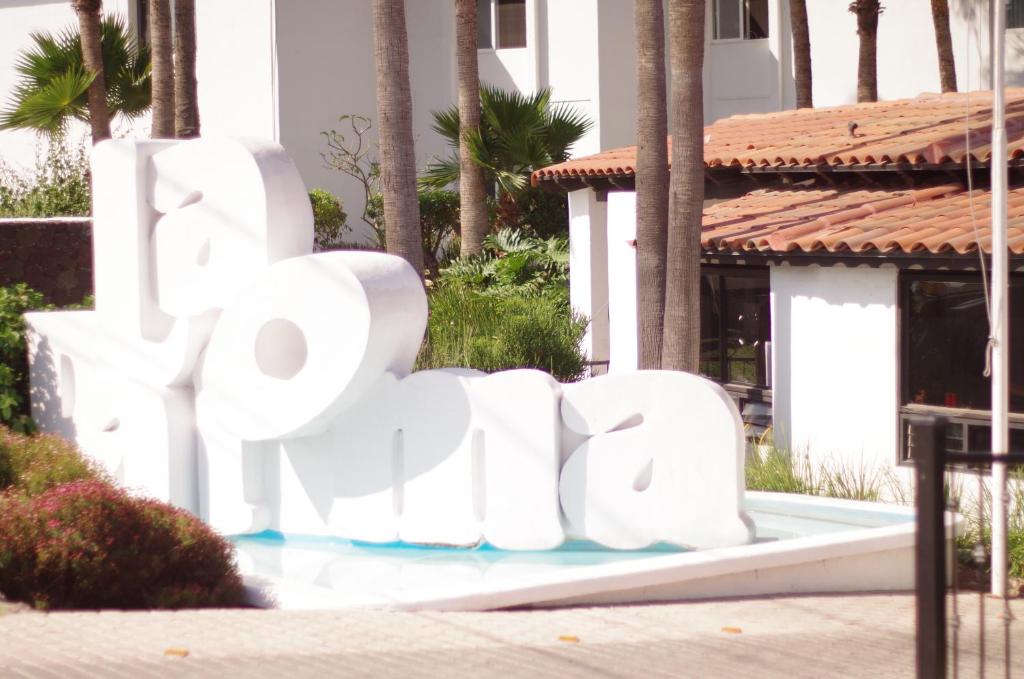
[
  {"xmin": 533, "ymin": 89, "xmax": 1024, "ymax": 183},
  {"xmin": 701, "ymin": 184, "xmax": 1024, "ymax": 255}
]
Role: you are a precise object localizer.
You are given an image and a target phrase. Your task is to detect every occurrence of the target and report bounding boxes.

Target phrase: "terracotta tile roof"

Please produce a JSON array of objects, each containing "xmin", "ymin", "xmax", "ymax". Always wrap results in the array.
[
  {"xmin": 701, "ymin": 183, "xmax": 1024, "ymax": 255},
  {"xmin": 533, "ymin": 89, "xmax": 1024, "ymax": 182}
]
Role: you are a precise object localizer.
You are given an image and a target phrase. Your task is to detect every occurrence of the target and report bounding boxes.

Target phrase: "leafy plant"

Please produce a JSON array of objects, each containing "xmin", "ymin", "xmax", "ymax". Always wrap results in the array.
[
  {"xmin": 438, "ymin": 228, "xmax": 569, "ymax": 296},
  {"xmin": 0, "ymin": 135, "xmax": 91, "ymax": 217},
  {"xmin": 416, "ymin": 286, "xmax": 588, "ymax": 382},
  {"xmin": 0, "ymin": 15, "xmax": 150, "ymax": 136},
  {"xmin": 0, "ymin": 426, "xmax": 106, "ymax": 497},
  {"xmin": 308, "ymin": 188, "xmax": 349, "ymax": 251},
  {"xmin": 0, "ymin": 285, "xmax": 52, "ymax": 432},
  {"xmin": 0, "ymin": 480, "xmax": 245, "ymax": 610},
  {"xmin": 421, "ymin": 85, "xmax": 592, "ymax": 196}
]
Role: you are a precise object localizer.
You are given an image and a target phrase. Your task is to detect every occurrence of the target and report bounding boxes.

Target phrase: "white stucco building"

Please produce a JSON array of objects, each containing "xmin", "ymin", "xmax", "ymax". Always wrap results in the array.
[
  {"xmin": 4, "ymin": 0, "xmax": 1024, "ymax": 239},
  {"xmin": 534, "ymin": 89, "xmax": 1024, "ymax": 472}
]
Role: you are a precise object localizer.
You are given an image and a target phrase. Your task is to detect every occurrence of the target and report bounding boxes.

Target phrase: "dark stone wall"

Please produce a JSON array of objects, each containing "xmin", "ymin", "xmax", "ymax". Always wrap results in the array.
[{"xmin": 0, "ymin": 219, "xmax": 93, "ymax": 306}]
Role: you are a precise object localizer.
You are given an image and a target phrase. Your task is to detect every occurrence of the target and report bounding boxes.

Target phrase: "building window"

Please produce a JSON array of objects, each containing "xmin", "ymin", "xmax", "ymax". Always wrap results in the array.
[
  {"xmin": 713, "ymin": 0, "xmax": 769, "ymax": 41},
  {"xmin": 136, "ymin": 0, "xmax": 150, "ymax": 45},
  {"xmin": 1010, "ymin": 0, "xmax": 1024, "ymax": 30},
  {"xmin": 699, "ymin": 267, "xmax": 771, "ymax": 387},
  {"xmin": 477, "ymin": 0, "xmax": 527, "ymax": 50},
  {"xmin": 899, "ymin": 272, "xmax": 1024, "ymax": 463}
]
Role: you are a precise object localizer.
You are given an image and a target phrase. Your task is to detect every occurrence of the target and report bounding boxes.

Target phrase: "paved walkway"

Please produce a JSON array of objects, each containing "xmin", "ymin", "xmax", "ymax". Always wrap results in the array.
[{"xmin": 0, "ymin": 593, "xmax": 1021, "ymax": 678}]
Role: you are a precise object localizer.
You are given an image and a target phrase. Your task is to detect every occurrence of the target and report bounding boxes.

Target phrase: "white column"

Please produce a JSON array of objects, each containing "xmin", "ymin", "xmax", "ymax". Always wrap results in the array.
[
  {"xmin": 606, "ymin": 191, "xmax": 638, "ymax": 373},
  {"xmin": 568, "ymin": 189, "xmax": 610, "ymax": 374}
]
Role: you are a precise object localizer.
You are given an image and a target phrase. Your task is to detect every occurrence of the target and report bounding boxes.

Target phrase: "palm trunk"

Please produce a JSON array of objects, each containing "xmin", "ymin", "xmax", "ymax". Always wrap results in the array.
[
  {"xmin": 791, "ymin": 0, "xmax": 813, "ymax": 108},
  {"xmin": 149, "ymin": 0, "xmax": 175, "ymax": 138},
  {"xmin": 173, "ymin": 0, "xmax": 201, "ymax": 138},
  {"xmin": 852, "ymin": 0, "xmax": 881, "ymax": 103},
  {"xmin": 930, "ymin": 0, "xmax": 957, "ymax": 92},
  {"xmin": 662, "ymin": 0, "xmax": 704, "ymax": 372},
  {"xmin": 455, "ymin": 0, "xmax": 488, "ymax": 257},
  {"xmin": 634, "ymin": 0, "xmax": 669, "ymax": 369},
  {"xmin": 72, "ymin": 0, "xmax": 111, "ymax": 143},
  {"xmin": 373, "ymin": 0, "xmax": 425, "ymax": 277}
]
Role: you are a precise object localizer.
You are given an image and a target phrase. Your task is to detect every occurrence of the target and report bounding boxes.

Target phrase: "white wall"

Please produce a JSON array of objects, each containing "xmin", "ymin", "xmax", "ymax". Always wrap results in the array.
[
  {"xmin": 195, "ymin": 0, "xmax": 277, "ymax": 140},
  {"xmin": 273, "ymin": 0, "xmax": 455, "ymax": 244},
  {"xmin": 803, "ymin": 0, "xmax": 1024, "ymax": 108},
  {"xmin": 771, "ymin": 264, "xmax": 899, "ymax": 470},
  {"xmin": 0, "ymin": 0, "xmax": 137, "ymax": 172}
]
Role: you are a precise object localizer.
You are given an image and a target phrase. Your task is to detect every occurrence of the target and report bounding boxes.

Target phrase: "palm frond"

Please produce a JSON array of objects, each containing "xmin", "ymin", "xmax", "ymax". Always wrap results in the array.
[
  {"xmin": 429, "ymin": 84, "xmax": 592, "ymax": 198},
  {"xmin": 1, "ymin": 13, "xmax": 150, "ymax": 136},
  {"xmin": 0, "ymin": 66, "xmax": 93, "ymax": 133},
  {"xmin": 419, "ymin": 154, "xmax": 461, "ymax": 190}
]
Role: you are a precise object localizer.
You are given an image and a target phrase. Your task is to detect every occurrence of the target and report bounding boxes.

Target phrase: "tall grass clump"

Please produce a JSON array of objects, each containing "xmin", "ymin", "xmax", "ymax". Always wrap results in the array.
[
  {"xmin": 417, "ymin": 285, "xmax": 588, "ymax": 382},
  {"xmin": 745, "ymin": 436, "xmax": 888, "ymax": 502}
]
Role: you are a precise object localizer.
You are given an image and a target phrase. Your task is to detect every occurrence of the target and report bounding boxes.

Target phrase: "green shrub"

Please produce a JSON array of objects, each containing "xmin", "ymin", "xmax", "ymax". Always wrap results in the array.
[
  {"xmin": 308, "ymin": 188, "xmax": 349, "ymax": 251},
  {"xmin": 0, "ymin": 480, "xmax": 245, "ymax": 610},
  {"xmin": 416, "ymin": 286, "xmax": 588, "ymax": 381},
  {"xmin": 0, "ymin": 427, "xmax": 106, "ymax": 497},
  {"xmin": 365, "ymin": 188, "xmax": 460, "ymax": 273},
  {"xmin": 0, "ymin": 285, "xmax": 51, "ymax": 432},
  {"xmin": 0, "ymin": 136, "xmax": 91, "ymax": 217}
]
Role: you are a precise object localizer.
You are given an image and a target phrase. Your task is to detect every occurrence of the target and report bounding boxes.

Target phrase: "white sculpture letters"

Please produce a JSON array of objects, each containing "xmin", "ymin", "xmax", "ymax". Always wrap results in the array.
[{"xmin": 26, "ymin": 138, "xmax": 752, "ymax": 551}]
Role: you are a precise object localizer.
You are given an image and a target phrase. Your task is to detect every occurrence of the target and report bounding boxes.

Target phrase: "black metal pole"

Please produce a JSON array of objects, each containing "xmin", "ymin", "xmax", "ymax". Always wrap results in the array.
[{"xmin": 913, "ymin": 414, "xmax": 947, "ymax": 679}]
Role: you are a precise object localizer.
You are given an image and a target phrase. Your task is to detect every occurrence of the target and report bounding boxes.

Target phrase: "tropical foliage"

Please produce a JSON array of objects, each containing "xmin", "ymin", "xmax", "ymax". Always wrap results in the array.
[
  {"xmin": 421, "ymin": 85, "xmax": 592, "ymax": 196},
  {"xmin": 437, "ymin": 228, "xmax": 569, "ymax": 297},
  {"xmin": 0, "ymin": 15, "xmax": 150, "ymax": 136}
]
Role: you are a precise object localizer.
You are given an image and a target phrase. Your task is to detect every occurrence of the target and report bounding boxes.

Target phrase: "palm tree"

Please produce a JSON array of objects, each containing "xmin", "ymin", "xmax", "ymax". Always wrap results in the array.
[
  {"xmin": 930, "ymin": 0, "xmax": 957, "ymax": 93},
  {"xmin": 634, "ymin": 0, "xmax": 669, "ymax": 370},
  {"xmin": 662, "ymin": 0, "xmax": 705, "ymax": 372},
  {"xmin": 422, "ymin": 86, "xmax": 591, "ymax": 196},
  {"xmin": 372, "ymin": 0, "xmax": 424, "ymax": 277},
  {"xmin": 0, "ymin": 16, "xmax": 150, "ymax": 139},
  {"xmin": 149, "ymin": 0, "xmax": 174, "ymax": 138},
  {"xmin": 849, "ymin": 0, "xmax": 882, "ymax": 103},
  {"xmin": 791, "ymin": 0, "xmax": 813, "ymax": 108},
  {"xmin": 454, "ymin": 0, "xmax": 488, "ymax": 257},
  {"xmin": 173, "ymin": 0, "xmax": 200, "ymax": 138},
  {"xmin": 69, "ymin": 0, "xmax": 110, "ymax": 142}
]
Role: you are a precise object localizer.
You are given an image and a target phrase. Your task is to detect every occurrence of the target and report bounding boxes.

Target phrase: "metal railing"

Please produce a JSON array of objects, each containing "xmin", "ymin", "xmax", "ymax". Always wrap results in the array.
[{"xmin": 911, "ymin": 415, "xmax": 1022, "ymax": 679}]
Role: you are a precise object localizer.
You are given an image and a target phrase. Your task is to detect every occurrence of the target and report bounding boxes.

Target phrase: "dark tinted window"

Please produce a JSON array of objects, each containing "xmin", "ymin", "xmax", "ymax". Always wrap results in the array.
[
  {"xmin": 902, "ymin": 275, "xmax": 1024, "ymax": 413},
  {"xmin": 700, "ymin": 268, "xmax": 771, "ymax": 387},
  {"xmin": 1010, "ymin": 0, "xmax": 1024, "ymax": 29}
]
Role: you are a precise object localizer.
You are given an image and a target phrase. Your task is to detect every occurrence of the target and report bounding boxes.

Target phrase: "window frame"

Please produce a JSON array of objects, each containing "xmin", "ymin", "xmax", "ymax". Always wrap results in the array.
[
  {"xmin": 476, "ymin": 0, "xmax": 528, "ymax": 52},
  {"xmin": 711, "ymin": 0, "xmax": 770, "ymax": 43},
  {"xmin": 1009, "ymin": 0, "xmax": 1024, "ymax": 31},
  {"xmin": 699, "ymin": 264, "xmax": 773, "ymax": 406},
  {"xmin": 897, "ymin": 270, "xmax": 1024, "ymax": 465}
]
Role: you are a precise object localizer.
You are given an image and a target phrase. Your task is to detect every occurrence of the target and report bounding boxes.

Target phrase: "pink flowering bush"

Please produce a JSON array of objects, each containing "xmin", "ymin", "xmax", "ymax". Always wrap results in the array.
[{"xmin": 0, "ymin": 480, "xmax": 245, "ymax": 610}]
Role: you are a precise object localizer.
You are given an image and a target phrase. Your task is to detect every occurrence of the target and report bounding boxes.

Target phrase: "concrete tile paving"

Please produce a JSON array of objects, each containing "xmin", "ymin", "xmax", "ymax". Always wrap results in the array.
[{"xmin": 0, "ymin": 594, "xmax": 1021, "ymax": 678}]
